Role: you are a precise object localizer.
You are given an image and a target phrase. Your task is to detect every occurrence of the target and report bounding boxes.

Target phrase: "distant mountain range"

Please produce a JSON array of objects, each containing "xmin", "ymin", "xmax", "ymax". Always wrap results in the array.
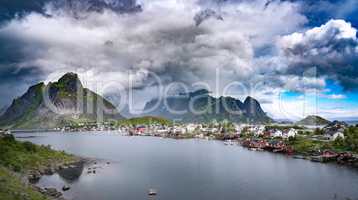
[
  {"xmin": 143, "ymin": 89, "xmax": 272, "ymax": 124},
  {"xmin": 0, "ymin": 73, "xmax": 123, "ymax": 129},
  {"xmin": 296, "ymin": 115, "xmax": 331, "ymax": 126}
]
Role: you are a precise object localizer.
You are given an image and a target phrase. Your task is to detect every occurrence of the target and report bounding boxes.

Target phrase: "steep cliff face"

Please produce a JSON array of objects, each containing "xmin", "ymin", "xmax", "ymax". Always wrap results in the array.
[
  {"xmin": 0, "ymin": 72, "xmax": 123, "ymax": 129},
  {"xmin": 243, "ymin": 96, "xmax": 268, "ymax": 121},
  {"xmin": 143, "ymin": 90, "xmax": 272, "ymax": 124}
]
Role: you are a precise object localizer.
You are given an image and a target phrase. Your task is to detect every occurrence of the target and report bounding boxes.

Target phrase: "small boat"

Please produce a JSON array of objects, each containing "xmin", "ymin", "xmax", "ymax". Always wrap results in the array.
[
  {"xmin": 62, "ymin": 185, "xmax": 71, "ymax": 191},
  {"xmin": 148, "ymin": 189, "xmax": 157, "ymax": 196},
  {"xmin": 273, "ymin": 148, "xmax": 285, "ymax": 153},
  {"xmin": 293, "ymin": 155, "xmax": 305, "ymax": 159},
  {"xmin": 310, "ymin": 156, "xmax": 324, "ymax": 163},
  {"xmin": 249, "ymin": 148, "xmax": 264, "ymax": 151}
]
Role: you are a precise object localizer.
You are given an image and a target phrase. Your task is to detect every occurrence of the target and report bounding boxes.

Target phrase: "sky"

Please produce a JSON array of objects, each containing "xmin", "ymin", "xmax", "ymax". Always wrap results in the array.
[{"xmin": 0, "ymin": 0, "xmax": 358, "ymax": 121}]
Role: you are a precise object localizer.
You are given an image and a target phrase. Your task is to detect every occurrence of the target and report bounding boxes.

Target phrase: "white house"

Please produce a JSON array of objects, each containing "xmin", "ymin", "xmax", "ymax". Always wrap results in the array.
[
  {"xmin": 283, "ymin": 128, "xmax": 297, "ymax": 139},
  {"xmin": 330, "ymin": 132, "xmax": 345, "ymax": 141},
  {"xmin": 157, "ymin": 128, "xmax": 170, "ymax": 134},
  {"xmin": 186, "ymin": 124, "xmax": 198, "ymax": 133},
  {"xmin": 272, "ymin": 130, "xmax": 283, "ymax": 138},
  {"xmin": 256, "ymin": 126, "xmax": 265, "ymax": 136},
  {"xmin": 172, "ymin": 126, "xmax": 186, "ymax": 134}
]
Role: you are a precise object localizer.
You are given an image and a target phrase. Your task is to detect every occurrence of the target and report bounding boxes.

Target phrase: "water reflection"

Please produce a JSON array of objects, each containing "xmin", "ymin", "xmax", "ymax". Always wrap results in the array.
[{"xmin": 57, "ymin": 161, "xmax": 85, "ymax": 183}]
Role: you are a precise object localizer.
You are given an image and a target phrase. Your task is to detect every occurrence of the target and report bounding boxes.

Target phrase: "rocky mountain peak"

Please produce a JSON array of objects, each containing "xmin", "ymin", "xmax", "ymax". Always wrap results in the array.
[
  {"xmin": 0, "ymin": 72, "xmax": 123, "ymax": 129},
  {"xmin": 58, "ymin": 72, "xmax": 80, "ymax": 84},
  {"xmin": 55, "ymin": 72, "xmax": 83, "ymax": 93},
  {"xmin": 242, "ymin": 96, "xmax": 267, "ymax": 120},
  {"xmin": 244, "ymin": 96, "xmax": 259, "ymax": 105}
]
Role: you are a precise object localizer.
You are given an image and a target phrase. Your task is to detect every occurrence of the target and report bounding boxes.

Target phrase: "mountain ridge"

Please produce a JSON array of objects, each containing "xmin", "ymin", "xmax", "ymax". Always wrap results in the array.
[
  {"xmin": 143, "ymin": 90, "xmax": 272, "ymax": 124},
  {"xmin": 0, "ymin": 72, "xmax": 124, "ymax": 129}
]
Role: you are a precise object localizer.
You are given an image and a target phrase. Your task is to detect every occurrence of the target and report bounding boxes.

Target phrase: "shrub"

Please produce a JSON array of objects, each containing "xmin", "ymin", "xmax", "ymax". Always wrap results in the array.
[{"xmin": 23, "ymin": 142, "xmax": 38, "ymax": 152}]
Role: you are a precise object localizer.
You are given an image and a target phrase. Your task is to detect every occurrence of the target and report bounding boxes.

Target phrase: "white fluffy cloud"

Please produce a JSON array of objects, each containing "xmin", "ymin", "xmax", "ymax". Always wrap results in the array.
[{"xmin": 277, "ymin": 19, "xmax": 358, "ymax": 90}]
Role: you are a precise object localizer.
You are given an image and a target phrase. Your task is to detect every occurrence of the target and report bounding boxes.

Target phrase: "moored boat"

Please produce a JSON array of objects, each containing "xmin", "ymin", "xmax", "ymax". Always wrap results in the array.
[{"xmin": 148, "ymin": 189, "xmax": 157, "ymax": 196}]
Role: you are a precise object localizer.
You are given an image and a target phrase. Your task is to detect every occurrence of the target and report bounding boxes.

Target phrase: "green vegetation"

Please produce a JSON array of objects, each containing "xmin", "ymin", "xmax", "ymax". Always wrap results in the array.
[
  {"xmin": 0, "ymin": 83, "xmax": 45, "ymax": 129},
  {"xmin": 287, "ymin": 136, "xmax": 329, "ymax": 154},
  {"xmin": 337, "ymin": 126, "xmax": 358, "ymax": 153},
  {"xmin": 0, "ymin": 166, "xmax": 48, "ymax": 200},
  {"xmin": 287, "ymin": 127, "xmax": 358, "ymax": 154},
  {"xmin": 118, "ymin": 116, "xmax": 172, "ymax": 126},
  {"xmin": 265, "ymin": 125, "xmax": 304, "ymax": 131},
  {"xmin": 0, "ymin": 135, "xmax": 77, "ymax": 200},
  {"xmin": 313, "ymin": 128, "xmax": 325, "ymax": 135},
  {"xmin": 218, "ymin": 121, "xmax": 236, "ymax": 134},
  {"xmin": 0, "ymin": 135, "xmax": 75, "ymax": 172}
]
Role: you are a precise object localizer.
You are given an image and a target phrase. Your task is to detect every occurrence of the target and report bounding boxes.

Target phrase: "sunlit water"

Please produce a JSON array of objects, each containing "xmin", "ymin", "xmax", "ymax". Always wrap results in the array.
[{"xmin": 15, "ymin": 132, "xmax": 358, "ymax": 200}]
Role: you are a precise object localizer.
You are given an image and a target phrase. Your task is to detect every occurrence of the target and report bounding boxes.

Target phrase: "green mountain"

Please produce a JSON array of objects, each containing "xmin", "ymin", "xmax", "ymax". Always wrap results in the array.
[
  {"xmin": 143, "ymin": 89, "xmax": 272, "ymax": 124},
  {"xmin": 296, "ymin": 115, "xmax": 331, "ymax": 126},
  {"xmin": 0, "ymin": 72, "xmax": 123, "ymax": 129}
]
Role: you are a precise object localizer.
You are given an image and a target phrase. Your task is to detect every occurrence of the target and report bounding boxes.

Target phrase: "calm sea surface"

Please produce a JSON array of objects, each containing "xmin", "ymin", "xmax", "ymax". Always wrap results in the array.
[{"xmin": 15, "ymin": 132, "xmax": 358, "ymax": 200}]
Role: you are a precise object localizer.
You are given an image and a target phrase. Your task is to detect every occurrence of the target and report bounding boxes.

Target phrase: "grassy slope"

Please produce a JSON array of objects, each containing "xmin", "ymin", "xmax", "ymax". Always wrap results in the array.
[
  {"xmin": 0, "ymin": 84, "xmax": 44, "ymax": 130},
  {"xmin": 0, "ymin": 136, "xmax": 75, "ymax": 172},
  {"xmin": 118, "ymin": 116, "xmax": 172, "ymax": 126},
  {"xmin": 0, "ymin": 135, "xmax": 77, "ymax": 200},
  {"xmin": 0, "ymin": 167, "xmax": 47, "ymax": 200},
  {"xmin": 297, "ymin": 115, "xmax": 330, "ymax": 125}
]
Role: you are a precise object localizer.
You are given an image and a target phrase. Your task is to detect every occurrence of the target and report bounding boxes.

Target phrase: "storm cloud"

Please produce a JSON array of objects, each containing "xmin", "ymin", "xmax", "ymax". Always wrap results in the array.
[{"xmin": 0, "ymin": 0, "xmax": 307, "ymax": 102}]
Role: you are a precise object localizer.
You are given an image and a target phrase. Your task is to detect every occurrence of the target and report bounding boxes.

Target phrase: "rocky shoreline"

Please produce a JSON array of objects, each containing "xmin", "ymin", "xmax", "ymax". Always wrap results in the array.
[
  {"xmin": 26, "ymin": 157, "xmax": 94, "ymax": 200},
  {"xmin": 239, "ymin": 138, "xmax": 358, "ymax": 169}
]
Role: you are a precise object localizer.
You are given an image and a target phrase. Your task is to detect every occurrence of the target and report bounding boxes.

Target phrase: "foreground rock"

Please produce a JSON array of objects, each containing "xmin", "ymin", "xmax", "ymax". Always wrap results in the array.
[
  {"xmin": 57, "ymin": 160, "xmax": 86, "ymax": 182},
  {"xmin": 26, "ymin": 158, "xmax": 91, "ymax": 200},
  {"xmin": 33, "ymin": 186, "xmax": 65, "ymax": 200}
]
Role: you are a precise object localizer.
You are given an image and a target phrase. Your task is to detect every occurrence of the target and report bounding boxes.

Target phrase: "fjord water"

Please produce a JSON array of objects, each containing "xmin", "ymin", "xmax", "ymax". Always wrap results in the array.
[{"xmin": 16, "ymin": 132, "xmax": 358, "ymax": 200}]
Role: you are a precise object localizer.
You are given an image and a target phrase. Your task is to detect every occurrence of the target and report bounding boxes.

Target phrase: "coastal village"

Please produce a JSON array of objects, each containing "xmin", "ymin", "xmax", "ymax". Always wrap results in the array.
[{"xmin": 30, "ymin": 117, "xmax": 357, "ymax": 169}]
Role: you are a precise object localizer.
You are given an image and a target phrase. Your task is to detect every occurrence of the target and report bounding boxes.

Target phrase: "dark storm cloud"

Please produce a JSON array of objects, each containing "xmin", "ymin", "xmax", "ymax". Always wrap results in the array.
[
  {"xmin": 0, "ymin": 66, "xmax": 45, "ymax": 106},
  {"xmin": 49, "ymin": 0, "xmax": 142, "ymax": 17},
  {"xmin": 0, "ymin": 66, "xmax": 43, "ymax": 84},
  {"xmin": 0, "ymin": 0, "xmax": 49, "ymax": 24},
  {"xmin": 0, "ymin": 0, "xmax": 142, "ymax": 24},
  {"xmin": 194, "ymin": 9, "xmax": 223, "ymax": 26}
]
